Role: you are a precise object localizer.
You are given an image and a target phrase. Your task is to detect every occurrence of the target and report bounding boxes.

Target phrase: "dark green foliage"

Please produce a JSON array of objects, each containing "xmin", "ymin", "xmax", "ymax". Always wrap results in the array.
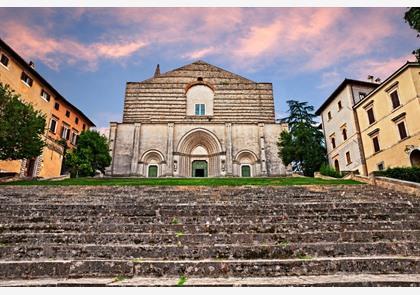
[
  {"xmin": 0, "ymin": 83, "xmax": 46, "ymax": 160},
  {"xmin": 319, "ymin": 163, "xmax": 343, "ymax": 178},
  {"xmin": 404, "ymin": 7, "xmax": 420, "ymax": 61},
  {"xmin": 277, "ymin": 100, "xmax": 327, "ymax": 176},
  {"xmin": 64, "ymin": 130, "xmax": 111, "ymax": 177},
  {"xmin": 374, "ymin": 167, "xmax": 420, "ymax": 183}
]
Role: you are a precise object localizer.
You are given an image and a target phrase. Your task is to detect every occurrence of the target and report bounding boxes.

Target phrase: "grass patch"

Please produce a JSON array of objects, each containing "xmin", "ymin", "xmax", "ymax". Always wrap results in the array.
[
  {"xmin": 297, "ymin": 253, "xmax": 313, "ymax": 260},
  {"xmin": 131, "ymin": 258, "xmax": 144, "ymax": 263},
  {"xmin": 279, "ymin": 240, "xmax": 289, "ymax": 249},
  {"xmin": 176, "ymin": 275, "xmax": 187, "ymax": 286},
  {"xmin": 175, "ymin": 231, "xmax": 185, "ymax": 238},
  {"xmin": 1, "ymin": 177, "xmax": 362, "ymax": 186},
  {"xmin": 171, "ymin": 217, "xmax": 180, "ymax": 225},
  {"xmin": 112, "ymin": 275, "xmax": 127, "ymax": 282}
]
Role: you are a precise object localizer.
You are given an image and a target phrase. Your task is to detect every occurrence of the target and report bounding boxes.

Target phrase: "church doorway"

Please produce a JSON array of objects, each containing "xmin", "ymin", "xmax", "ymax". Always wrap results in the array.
[
  {"xmin": 192, "ymin": 160, "xmax": 208, "ymax": 177},
  {"xmin": 148, "ymin": 165, "xmax": 158, "ymax": 177},
  {"xmin": 241, "ymin": 165, "xmax": 251, "ymax": 177}
]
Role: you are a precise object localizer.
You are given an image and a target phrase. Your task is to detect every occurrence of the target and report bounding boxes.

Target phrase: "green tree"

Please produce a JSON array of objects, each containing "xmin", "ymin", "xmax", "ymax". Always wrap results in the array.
[
  {"xmin": 0, "ymin": 83, "xmax": 46, "ymax": 160},
  {"xmin": 404, "ymin": 7, "xmax": 420, "ymax": 61},
  {"xmin": 277, "ymin": 100, "xmax": 327, "ymax": 177},
  {"xmin": 64, "ymin": 130, "xmax": 111, "ymax": 177}
]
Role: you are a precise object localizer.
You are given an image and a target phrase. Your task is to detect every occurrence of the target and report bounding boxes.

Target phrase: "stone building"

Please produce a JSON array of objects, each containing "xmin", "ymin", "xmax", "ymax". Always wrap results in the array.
[
  {"xmin": 0, "ymin": 38, "xmax": 95, "ymax": 178},
  {"xmin": 315, "ymin": 79, "xmax": 378, "ymax": 175},
  {"xmin": 107, "ymin": 61, "xmax": 288, "ymax": 177}
]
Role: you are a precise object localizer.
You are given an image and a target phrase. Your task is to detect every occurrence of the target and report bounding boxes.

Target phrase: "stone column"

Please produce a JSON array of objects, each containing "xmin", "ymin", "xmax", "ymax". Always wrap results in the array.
[
  {"xmin": 225, "ymin": 123, "xmax": 233, "ymax": 176},
  {"xmin": 258, "ymin": 123, "xmax": 268, "ymax": 176},
  {"xmin": 106, "ymin": 122, "xmax": 118, "ymax": 175},
  {"xmin": 130, "ymin": 123, "xmax": 141, "ymax": 175},
  {"xmin": 166, "ymin": 123, "xmax": 175, "ymax": 176}
]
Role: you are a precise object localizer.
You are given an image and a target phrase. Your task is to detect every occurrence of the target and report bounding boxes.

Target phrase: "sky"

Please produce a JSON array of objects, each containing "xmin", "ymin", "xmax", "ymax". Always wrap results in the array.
[{"xmin": 0, "ymin": 7, "xmax": 418, "ymax": 133}]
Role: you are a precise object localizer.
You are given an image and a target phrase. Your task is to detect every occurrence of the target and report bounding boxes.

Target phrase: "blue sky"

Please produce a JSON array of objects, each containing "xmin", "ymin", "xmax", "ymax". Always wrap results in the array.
[{"xmin": 0, "ymin": 7, "xmax": 418, "ymax": 131}]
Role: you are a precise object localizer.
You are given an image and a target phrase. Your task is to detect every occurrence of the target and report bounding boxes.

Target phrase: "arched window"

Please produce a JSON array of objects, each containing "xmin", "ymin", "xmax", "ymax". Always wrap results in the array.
[
  {"xmin": 186, "ymin": 84, "xmax": 214, "ymax": 116},
  {"xmin": 334, "ymin": 159, "xmax": 340, "ymax": 172},
  {"xmin": 342, "ymin": 128, "xmax": 347, "ymax": 141}
]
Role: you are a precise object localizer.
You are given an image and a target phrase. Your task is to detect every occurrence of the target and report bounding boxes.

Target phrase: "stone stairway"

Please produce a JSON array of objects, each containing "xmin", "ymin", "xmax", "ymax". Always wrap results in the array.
[{"xmin": 0, "ymin": 185, "xmax": 419, "ymax": 286}]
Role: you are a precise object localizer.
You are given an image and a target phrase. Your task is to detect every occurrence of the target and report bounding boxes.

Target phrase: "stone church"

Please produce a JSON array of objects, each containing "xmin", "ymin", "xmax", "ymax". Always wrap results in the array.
[{"xmin": 107, "ymin": 61, "xmax": 288, "ymax": 177}]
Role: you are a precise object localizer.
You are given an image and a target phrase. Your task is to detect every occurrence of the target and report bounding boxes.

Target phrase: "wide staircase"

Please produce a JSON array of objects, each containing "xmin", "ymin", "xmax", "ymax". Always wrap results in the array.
[{"xmin": 0, "ymin": 184, "xmax": 419, "ymax": 286}]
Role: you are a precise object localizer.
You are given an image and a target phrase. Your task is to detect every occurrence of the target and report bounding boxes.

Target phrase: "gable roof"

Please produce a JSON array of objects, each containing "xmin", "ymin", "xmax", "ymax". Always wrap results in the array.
[
  {"xmin": 315, "ymin": 79, "xmax": 379, "ymax": 115},
  {"xmin": 0, "ymin": 38, "xmax": 95, "ymax": 127}
]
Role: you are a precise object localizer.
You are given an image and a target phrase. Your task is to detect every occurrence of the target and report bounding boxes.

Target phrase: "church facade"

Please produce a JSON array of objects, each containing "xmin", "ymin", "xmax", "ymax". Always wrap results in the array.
[{"xmin": 107, "ymin": 61, "xmax": 288, "ymax": 177}]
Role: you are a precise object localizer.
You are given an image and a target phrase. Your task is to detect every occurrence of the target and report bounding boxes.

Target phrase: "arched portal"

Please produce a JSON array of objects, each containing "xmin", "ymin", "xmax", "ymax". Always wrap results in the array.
[
  {"xmin": 176, "ymin": 128, "xmax": 223, "ymax": 177},
  {"xmin": 410, "ymin": 149, "xmax": 420, "ymax": 167},
  {"xmin": 334, "ymin": 159, "xmax": 340, "ymax": 172},
  {"xmin": 234, "ymin": 150, "xmax": 259, "ymax": 177},
  {"xmin": 140, "ymin": 150, "xmax": 165, "ymax": 177}
]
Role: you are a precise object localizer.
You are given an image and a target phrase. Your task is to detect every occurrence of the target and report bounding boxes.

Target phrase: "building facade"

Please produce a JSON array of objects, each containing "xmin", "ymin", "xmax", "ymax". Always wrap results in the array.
[
  {"xmin": 108, "ymin": 61, "xmax": 288, "ymax": 177},
  {"xmin": 0, "ymin": 38, "xmax": 95, "ymax": 178},
  {"xmin": 316, "ymin": 79, "xmax": 378, "ymax": 175},
  {"xmin": 354, "ymin": 62, "xmax": 420, "ymax": 173}
]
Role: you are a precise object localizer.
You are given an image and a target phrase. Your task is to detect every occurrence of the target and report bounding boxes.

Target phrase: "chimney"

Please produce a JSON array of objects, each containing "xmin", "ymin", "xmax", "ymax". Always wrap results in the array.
[
  {"xmin": 375, "ymin": 78, "xmax": 381, "ymax": 83},
  {"xmin": 367, "ymin": 75, "xmax": 374, "ymax": 83},
  {"xmin": 29, "ymin": 61, "xmax": 35, "ymax": 69},
  {"xmin": 153, "ymin": 64, "xmax": 160, "ymax": 77}
]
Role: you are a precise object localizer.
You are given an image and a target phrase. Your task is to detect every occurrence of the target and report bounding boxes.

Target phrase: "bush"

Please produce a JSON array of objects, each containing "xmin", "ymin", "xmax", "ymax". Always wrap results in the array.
[
  {"xmin": 319, "ymin": 163, "xmax": 343, "ymax": 178},
  {"xmin": 374, "ymin": 167, "xmax": 420, "ymax": 183}
]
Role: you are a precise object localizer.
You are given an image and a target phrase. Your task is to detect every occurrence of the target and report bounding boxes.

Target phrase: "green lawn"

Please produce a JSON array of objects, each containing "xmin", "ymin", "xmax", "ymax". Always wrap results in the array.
[{"xmin": 1, "ymin": 177, "xmax": 362, "ymax": 186}]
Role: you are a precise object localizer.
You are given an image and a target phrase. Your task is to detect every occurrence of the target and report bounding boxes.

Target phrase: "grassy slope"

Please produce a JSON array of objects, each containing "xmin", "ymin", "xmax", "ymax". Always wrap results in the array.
[{"xmin": 1, "ymin": 177, "xmax": 361, "ymax": 186}]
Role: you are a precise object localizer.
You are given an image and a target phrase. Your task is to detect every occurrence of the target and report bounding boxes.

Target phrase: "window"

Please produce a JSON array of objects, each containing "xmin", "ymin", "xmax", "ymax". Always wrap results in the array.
[
  {"xmin": 390, "ymin": 90, "xmax": 400, "ymax": 109},
  {"xmin": 372, "ymin": 136, "xmax": 380, "ymax": 153},
  {"xmin": 49, "ymin": 117, "xmax": 58, "ymax": 133},
  {"xmin": 61, "ymin": 124, "xmax": 70, "ymax": 140},
  {"xmin": 75, "ymin": 117, "xmax": 79, "ymax": 124},
  {"xmin": 195, "ymin": 104, "xmax": 205, "ymax": 116},
  {"xmin": 338, "ymin": 101, "xmax": 342, "ymax": 110},
  {"xmin": 327, "ymin": 111, "xmax": 332, "ymax": 120},
  {"xmin": 331, "ymin": 136, "xmax": 336, "ymax": 149},
  {"xmin": 377, "ymin": 162, "xmax": 385, "ymax": 171},
  {"xmin": 342, "ymin": 128, "xmax": 347, "ymax": 141},
  {"xmin": 40, "ymin": 90, "xmax": 50, "ymax": 102},
  {"xmin": 359, "ymin": 92, "xmax": 367, "ymax": 100},
  {"xmin": 54, "ymin": 102, "xmax": 60, "ymax": 110},
  {"xmin": 345, "ymin": 151, "xmax": 352, "ymax": 165},
  {"xmin": 82, "ymin": 124, "xmax": 86, "ymax": 131},
  {"xmin": 0, "ymin": 54, "xmax": 9, "ymax": 68},
  {"xmin": 397, "ymin": 121, "xmax": 408, "ymax": 140},
  {"xmin": 71, "ymin": 131, "xmax": 79, "ymax": 145},
  {"xmin": 20, "ymin": 72, "xmax": 33, "ymax": 86},
  {"xmin": 65, "ymin": 110, "xmax": 70, "ymax": 118},
  {"xmin": 367, "ymin": 107, "xmax": 375, "ymax": 125}
]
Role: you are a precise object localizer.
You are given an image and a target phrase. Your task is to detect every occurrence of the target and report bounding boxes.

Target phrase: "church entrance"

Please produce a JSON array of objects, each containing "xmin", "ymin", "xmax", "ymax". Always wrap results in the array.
[{"xmin": 192, "ymin": 160, "xmax": 208, "ymax": 177}]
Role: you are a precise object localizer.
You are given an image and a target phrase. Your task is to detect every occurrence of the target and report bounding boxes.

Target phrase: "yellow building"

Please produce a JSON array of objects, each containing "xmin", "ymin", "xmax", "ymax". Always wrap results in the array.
[
  {"xmin": 354, "ymin": 62, "xmax": 420, "ymax": 174},
  {"xmin": 0, "ymin": 38, "xmax": 95, "ymax": 178}
]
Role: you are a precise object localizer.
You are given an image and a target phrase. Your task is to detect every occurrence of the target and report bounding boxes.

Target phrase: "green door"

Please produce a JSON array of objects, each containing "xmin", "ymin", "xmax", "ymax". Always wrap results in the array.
[
  {"xmin": 148, "ymin": 165, "xmax": 158, "ymax": 177},
  {"xmin": 192, "ymin": 160, "xmax": 208, "ymax": 177},
  {"xmin": 241, "ymin": 165, "xmax": 251, "ymax": 177}
]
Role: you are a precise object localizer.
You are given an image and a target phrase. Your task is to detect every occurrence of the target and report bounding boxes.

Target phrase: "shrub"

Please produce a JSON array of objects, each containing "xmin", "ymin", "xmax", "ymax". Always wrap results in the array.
[
  {"xmin": 374, "ymin": 167, "xmax": 420, "ymax": 183},
  {"xmin": 319, "ymin": 163, "xmax": 343, "ymax": 178}
]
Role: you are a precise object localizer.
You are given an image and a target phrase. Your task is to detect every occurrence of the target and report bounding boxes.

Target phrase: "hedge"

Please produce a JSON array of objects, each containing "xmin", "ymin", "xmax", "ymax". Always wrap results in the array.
[{"xmin": 374, "ymin": 167, "xmax": 420, "ymax": 183}]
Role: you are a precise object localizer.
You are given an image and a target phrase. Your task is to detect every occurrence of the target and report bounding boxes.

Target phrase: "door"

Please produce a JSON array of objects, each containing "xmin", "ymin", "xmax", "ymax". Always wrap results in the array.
[
  {"xmin": 148, "ymin": 165, "xmax": 158, "ymax": 177},
  {"xmin": 241, "ymin": 165, "xmax": 251, "ymax": 177},
  {"xmin": 192, "ymin": 160, "xmax": 208, "ymax": 177},
  {"xmin": 26, "ymin": 158, "xmax": 36, "ymax": 177}
]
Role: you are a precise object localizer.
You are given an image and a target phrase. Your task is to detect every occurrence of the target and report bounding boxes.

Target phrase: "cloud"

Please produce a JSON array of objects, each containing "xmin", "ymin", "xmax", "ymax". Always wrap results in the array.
[{"xmin": 182, "ymin": 47, "xmax": 217, "ymax": 60}]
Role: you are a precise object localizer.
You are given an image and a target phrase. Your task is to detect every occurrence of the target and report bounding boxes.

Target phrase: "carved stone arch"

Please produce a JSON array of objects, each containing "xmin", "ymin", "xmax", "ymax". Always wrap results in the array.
[
  {"xmin": 140, "ymin": 149, "xmax": 165, "ymax": 177},
  {"xmin": 234, "ymin": 150, "xmax": 259, "ymax": 177},
  {"xmin": 234, "ymin": 150, "xmax": 259, "ymax": 164},
  {"xmin": 140, "ymin": 149, "xmax": 165, "ymax": 164}
]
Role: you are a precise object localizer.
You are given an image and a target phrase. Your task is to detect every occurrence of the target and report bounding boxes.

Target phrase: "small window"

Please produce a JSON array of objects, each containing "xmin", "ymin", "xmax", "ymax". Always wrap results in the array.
[
  {"xmin": 195, "ymin": 104, "xmax": 206, "ymax": 116},
  {"xmin": 197, "ymin": 77, "xmax": 203, "ymax": 81},
  {"xmin": 337, "ymin": 101, "xmax": 342, "ymax": 110},
  {"xmin": 327, "ymin": 111, "xmax": 332, "ymax": 120},
  {"xmin": 397, "ymin": 121, "xmax": 408, "ymax": 140},
  {"xmin": 342, "ymin": 128, "xmax": 347, "ymax": 141},
  {"xmin": 345, "ymin": 151, "xmax": 351, "ymax": 165},
  {"xmin": 61, "ymin": 124, "xmax": 70, "ymax": 140},
  {"xmin": 82, "ymin": 124, "xmax": 86, "ymax": 131},
  {"xmin": 71, "ymin": 131, "xmax": 79, "ymax": 145},
  {"xmin": 54, "ymin": 102, "xmax": 60, "ymax": 110},
  {"xmin": 0, "ymin": 54, "xmax": 9, "ymax": 67},
  {"xmin": 20, "ymin": 72, "xmax": 33, "ymax": 86},
  {"xmin": 372, "ymin": 136, "xmax": 380, "ymax": 153},
  {"xmin": 40, "ymin": 90, "xmax": 50, "ymax": 102},
  {"xmin": 359, "ymin": 92, "xmax": 367, "ymax": 100},
  {"xmin": 390, "ymin": 91, "xmax": 400, "ymax": 109},
  {"xmin": 75, "ymin": 117, "xmax": 79, "ymax": 124},
  {"xmin": 65, "ymin": 110, "xmax": 70, "ymax": 118},
  {"xmin": 377, "ymin": 162, "xmax": 385, "ymax": 171},
  {"xmin": 49, "ymin": 117, "xmax": 58, "ymax": 133},
  {"xmin": 367, "ymin": 107, "xmax": 375, "ymax": 125},
  {"xmin": 331, "ymin": 137, "xmax": 336, "ymax": 149}
]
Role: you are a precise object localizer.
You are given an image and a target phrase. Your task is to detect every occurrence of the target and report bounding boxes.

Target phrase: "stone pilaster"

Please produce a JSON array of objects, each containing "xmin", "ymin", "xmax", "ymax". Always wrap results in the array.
[
  {"xmin": 166, "ymin": 123, "xmax": 175, "ymax": 176},
  {"xmin": 225, "ymin": 123, "xmax": 233, "ymax": 176},
  {"xmin": 258, "ymin": 123, "xmax": 268, "ymax": 176},
  {"xmin": 106, "ymin": 122, "xmax": 118, "ymax": 175},
  {"xmin": 130, "ymin": 123, "xmax": 141, "ymax": 175}
]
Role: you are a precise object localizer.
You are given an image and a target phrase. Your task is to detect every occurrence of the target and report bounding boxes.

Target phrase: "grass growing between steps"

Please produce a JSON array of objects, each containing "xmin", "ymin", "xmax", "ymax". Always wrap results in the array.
[{"xmin": 2, "ymin": 177, "xmax": 361, "ymax": 186}]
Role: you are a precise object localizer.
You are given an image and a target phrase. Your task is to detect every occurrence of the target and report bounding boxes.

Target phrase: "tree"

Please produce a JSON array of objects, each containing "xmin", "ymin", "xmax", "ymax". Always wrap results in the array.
[
  {"xmin": 0, "ymin": 83, "xmax": 46, "ymax": 160},
  {"xmin": 277, "ymin": 100, "xmax": 327, "ymax": 177},
  {"xmin": 404, "ymin": 7, "xmax": 420, "ymax": 61},
  {"xmin": 64, "ymin": 130, "xmax": 111, "ymax": 177}
]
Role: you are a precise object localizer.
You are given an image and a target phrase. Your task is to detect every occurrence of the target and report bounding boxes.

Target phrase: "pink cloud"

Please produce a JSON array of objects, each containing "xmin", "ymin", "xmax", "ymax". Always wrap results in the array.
[{"xmin": 182, "ymin": 46, "xmax": 217, "ymax": 60}]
